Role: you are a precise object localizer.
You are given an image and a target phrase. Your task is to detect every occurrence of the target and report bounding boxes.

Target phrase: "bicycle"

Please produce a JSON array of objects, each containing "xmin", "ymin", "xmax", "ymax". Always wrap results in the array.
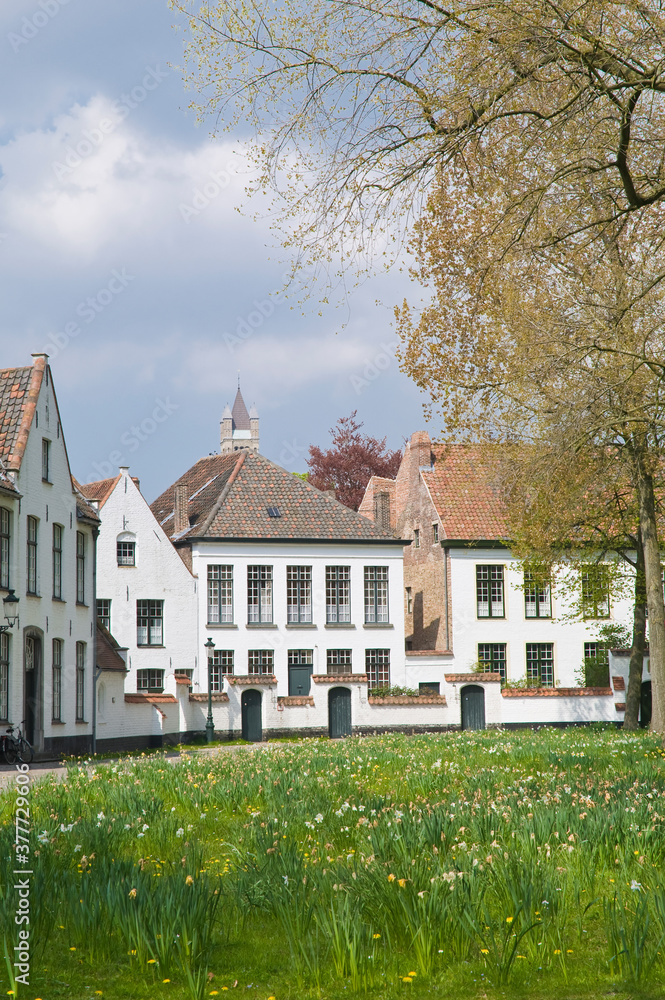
[
  {"xmin": 4, "ymin": 723, "xmax": 33, "ymax": 765},
  {"xmin": 1, "ymin": 727, "xmax": 18, "ymax": 764}
]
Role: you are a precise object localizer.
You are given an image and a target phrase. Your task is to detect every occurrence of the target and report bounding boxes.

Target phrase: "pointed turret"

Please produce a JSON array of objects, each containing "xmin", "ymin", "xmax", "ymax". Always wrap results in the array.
[{"xmin": 220, "ymin": 383, "xmax": 260, "ymax": 454}]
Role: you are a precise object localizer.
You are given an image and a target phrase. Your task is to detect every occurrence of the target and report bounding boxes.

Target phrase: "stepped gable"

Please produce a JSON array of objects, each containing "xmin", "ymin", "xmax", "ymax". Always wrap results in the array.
[
  {"xmin": 422, "ymin": 444, "xmax": 508, "ymax": 541},
  {"xmin": 151, "ymin": 451, "xmax": 402, "ymax": 543}
]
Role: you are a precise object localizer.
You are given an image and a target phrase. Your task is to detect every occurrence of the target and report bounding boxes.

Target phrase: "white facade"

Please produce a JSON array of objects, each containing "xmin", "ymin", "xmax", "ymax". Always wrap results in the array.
[
  {"xmin": 191, "ymin": 539, "xmax": 406, "ymax": 698},
  {"xmin": 93, "ymin": 470, "xmax": 198, "ymax": 696},
  {"xmin": 0, "ymin": 357, "xmax": 98, "ymax": 755},
  {"xmin": 445, "ymin": 547, "xmax": 634, "ymax": 686}
]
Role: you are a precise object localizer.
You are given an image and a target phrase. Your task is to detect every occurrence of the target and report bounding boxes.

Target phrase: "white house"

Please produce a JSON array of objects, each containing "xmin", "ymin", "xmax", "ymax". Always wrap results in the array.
[
  {"xmin": 0, "ymin": 354, "xmax": 99, "ymax": 756},
  {"xmin": 149, "ymin": 448, "xmax": 409, "ymax": 739},
  {"xmin": 360, "ymin": 431, "xmax": 639, "ymax": 728}
]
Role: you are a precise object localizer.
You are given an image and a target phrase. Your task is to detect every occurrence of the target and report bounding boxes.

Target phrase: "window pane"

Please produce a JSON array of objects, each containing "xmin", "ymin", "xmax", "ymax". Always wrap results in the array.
[
  {"xmin": 326, "ymin": 566, "xmax": 350, "ymax": 623},
  {"xmin": 0, "ymin": 508, "xmax": 10, "ymax": 590},
  {"xmin": 137, "ymin": 600, "xmax": 164, "ymax": 645},
  {"xmin": 248, "ymin": 566, "xmax": 272, "ymax": 623},
  {"xmin": 366, "ymin": 648, "xmax": 390, "ymax": 688},
  {"xmin": 327, "ymin": 649, "xmax": 352, "ymax": 674},
  {"xmin": 208, "ymin": 565, "xmax": 233, "ymax": 623},
  {"xmin": 364, "ymin": 566, "xmax": 389, "ymax": 623},
  {"xmin": 0, "ymin": 633, "xmax": 8, "ymax": 721},
  {"xmin": 478, "ymin": 642, "xmax": 506, "ymax": 680},
  {"xmin": 117, "ymin": 541, "xmax": 136, "ymax": 566},
  {"xmin": 287, "ymin": 566, "xmax": 312, "ymax": 623},
  {"xmin": 476, "ymin": 565, "xmax": 504, "ymax": 618},
  {"xmin": 248, "ymin": 649, "xmax": 274, "ymax": 674}
]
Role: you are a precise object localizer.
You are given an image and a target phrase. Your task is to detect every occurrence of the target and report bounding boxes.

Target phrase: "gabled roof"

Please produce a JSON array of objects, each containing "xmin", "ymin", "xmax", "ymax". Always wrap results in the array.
[
  {"xmin": 0, "ymin": 359, "xmax": 45, "ymax": 472},
  {"xmin": 422, "ymin": 444, "xmax": 508, "ymax": 541},
  {"xmin": 96, "ymin": 621, "xmax": 127, "ymax": 672},
  {"xmin": 151, "ymin": 451, "xmax": 402, "ymax": 543},
  {"xmin": 76, "ymin": 473, "xmax": 141, "ymax": 509},
  {"xmin": 231, "ymin": 387, "xmax": 251, "ymax": 431}
]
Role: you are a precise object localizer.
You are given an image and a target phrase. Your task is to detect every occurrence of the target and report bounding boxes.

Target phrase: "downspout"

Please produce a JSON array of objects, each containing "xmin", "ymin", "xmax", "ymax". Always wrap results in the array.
[
  {"xmin": 91, "ymin": 525, "xmax": 99, "ymax": 755},
  {"xmin": 443, "ymin": 545, "xmax": 450, "ymax": 651}
]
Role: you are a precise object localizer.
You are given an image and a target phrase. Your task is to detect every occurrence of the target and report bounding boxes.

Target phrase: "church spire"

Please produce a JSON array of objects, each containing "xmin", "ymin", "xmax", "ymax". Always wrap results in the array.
[{"xmin": 220, "ymin": 381, "xmax": 260, "ymax": 454}]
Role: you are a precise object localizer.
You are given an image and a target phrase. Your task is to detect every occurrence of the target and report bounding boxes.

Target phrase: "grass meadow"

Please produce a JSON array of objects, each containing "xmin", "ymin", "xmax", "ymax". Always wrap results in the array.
[{"xmin": 2, "ymin": 727, "xmax": 665, "ymax": 1000}]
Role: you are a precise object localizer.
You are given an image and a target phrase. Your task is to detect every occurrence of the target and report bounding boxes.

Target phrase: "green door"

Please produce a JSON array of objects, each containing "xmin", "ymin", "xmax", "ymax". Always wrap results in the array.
[
  {"xmin": 461, "ymin": 685, "xmax": 485, "ymax": 731},
  {"xmin": 241, "ymin": 689, "xmax": 262, "ymax": 742},
  {"xmin": 289, "ymin": 665, "xmax": 312, "ymax": 696},
  {"xmin": 328, "ymin": 687, "xmax": 352, "ymax": 738},
  {"xmin": 640, "ymin": 681, "xmax": 652, "ymax": 728}
]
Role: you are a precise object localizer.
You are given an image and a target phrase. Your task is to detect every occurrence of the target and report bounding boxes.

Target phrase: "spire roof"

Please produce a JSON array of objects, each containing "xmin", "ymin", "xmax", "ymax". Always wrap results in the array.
[{"xmin": 231, "ymin": 386, "xmax": 251, "ymax": 431}]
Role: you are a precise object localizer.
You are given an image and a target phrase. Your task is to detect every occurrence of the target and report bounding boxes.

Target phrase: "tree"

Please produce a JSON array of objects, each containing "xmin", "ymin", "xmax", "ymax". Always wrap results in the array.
[
  {"xmin": 172, "ymin": 0, "xmax": 665, "ymax": 274},
  {"xmin": 397, "ymin": 178, "xmax": 665, "ymax": 732},
  {"xmin": 307, "ymin": 412, "xmax": 401, "ymax": 510},
  {"xmin": 499, "ymin": 444, "xmax": 650, "ymax": 728}
]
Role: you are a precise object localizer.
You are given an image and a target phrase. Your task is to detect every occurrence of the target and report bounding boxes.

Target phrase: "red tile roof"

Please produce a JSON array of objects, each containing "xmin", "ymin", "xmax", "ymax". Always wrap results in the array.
[
  {"xmin": 96, "ymin": 622, "xmax": 127, "ymax": 672},
  {"xmin": 150, "ymin": 452, "xmax": 401, "ymax": 543},
  {"xmin": 422, "ymin": 445, "xmax": 508, "ymax": 541},
  {"xmin": 0, "ymin": 360, "xmax": 45, "ymax": 473}
]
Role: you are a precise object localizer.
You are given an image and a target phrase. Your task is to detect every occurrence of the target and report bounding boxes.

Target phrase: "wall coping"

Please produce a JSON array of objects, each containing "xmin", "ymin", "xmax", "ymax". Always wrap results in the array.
[
  {"xmin": 312, "ymin": 673, "xmax": 368, "ymax": 684},
  {"xmin": 175, "ymin": 675, "xmax": 192, "ymax": 686},
  {"xmin": 445, "ymin": 673, "xmax": 502, "ymax": 683},
  {"xmin": 612, "ymin": 676, "xmax": 626, "ymax": 691},
  {"xmin": 501, "ymin": 686, "xmax": 613, "ymax": 698},
  {"xmin": 368, "ymin": 695, "xmax": 448, "ymax": 705},
  {"xmin": 189, "ymin": 693, "xmax": 230, "ymax": 703},
  {"xmin": 227, "ymin": 675, "xmax": 277, "ymax": 686},
  {"xmin": 615, "ymin": 702, "xmax": 626, "ymax": 712},
  {"xmin": 124, "ymin": 693, "xmax": 178, "ymax": 704},
  {"xmin": 406, "ymin": 650, "xmax": 454, "ymax": 657},
  {"xmin": 277, "ymin": 696, "xmax": 315, "ymax": 707}
]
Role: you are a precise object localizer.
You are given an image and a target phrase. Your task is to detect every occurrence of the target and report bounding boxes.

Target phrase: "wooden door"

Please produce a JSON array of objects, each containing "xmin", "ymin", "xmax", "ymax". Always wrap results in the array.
[
  {"xmin": 461, "ymin": 685, "xmax": 485, "ymax": 731},
  {"xmin": 328, "ymin": 687, "xmax": 351, "ymax": 738},
  {"xmin": 288, "ymin": 665, "xmax": 312, "ymax": 696},
  {"xmin": 241, "ymin": 689, "xmax": 262, "ymax": 742},
  {"xmin": 640, "ymin": 681, "xmax": 652, "ymax": 728}
]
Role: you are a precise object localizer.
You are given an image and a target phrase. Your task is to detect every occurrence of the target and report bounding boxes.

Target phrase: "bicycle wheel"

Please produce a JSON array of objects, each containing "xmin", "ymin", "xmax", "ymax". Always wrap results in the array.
[
  {"xmin": 2, "ymin": 737, "xmax": 17, "ymax": 765},
  {"xmin": 17, "ymin": 738, "xmax": 33, "ymax": 764}
]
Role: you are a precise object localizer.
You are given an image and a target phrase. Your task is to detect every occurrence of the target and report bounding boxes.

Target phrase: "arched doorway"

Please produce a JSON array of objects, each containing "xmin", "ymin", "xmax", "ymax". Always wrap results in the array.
[
  {"xmin": 24, "ymin": 632, "xmax": 43, "ymax": 748},
  {"xmin": 640, "ymin": 681, "xmax": 652, "ymax": 729},
  {"xmin": 461, "ymin": 684, "xmax": 485, "ymax": 731},
  {"xmin": 328, "ymin": 687, "xmax": 352, "ymax": 738},
  {"xmin": 241, "ymin": 689, "xmax": 262, "ymax": 742}
]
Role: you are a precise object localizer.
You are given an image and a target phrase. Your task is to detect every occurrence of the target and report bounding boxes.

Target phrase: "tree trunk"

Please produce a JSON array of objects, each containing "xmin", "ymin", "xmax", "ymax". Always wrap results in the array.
[
  {"xmin": 633, "ymin": 447, "xmax": 665, "ymax": 734},
  {"xmin": 624, "ymin": 533, "xmax": 646, "ymax": 730}
]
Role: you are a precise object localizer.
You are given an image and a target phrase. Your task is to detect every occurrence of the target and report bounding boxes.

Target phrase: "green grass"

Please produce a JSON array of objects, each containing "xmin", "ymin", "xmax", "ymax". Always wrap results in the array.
[{"xmin": 2, "ymin": 726, "xmax": 665, "ymax": 999}]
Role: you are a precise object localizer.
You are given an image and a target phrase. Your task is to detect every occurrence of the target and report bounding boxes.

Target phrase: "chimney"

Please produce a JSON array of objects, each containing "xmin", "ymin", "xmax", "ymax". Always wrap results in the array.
[
  {"xmin": 174, "ymin": 483, "xmax": 190, "ymax": 534},
  {"xmin": 410, "ymin": 431, "xmax": 432, "ymax": 469}
]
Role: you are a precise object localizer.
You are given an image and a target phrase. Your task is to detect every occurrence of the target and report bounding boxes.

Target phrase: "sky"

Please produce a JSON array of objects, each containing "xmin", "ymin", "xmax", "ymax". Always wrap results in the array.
[{"xmin": 0, "ymin": 0, "xmax": 428, "ymax": 501}]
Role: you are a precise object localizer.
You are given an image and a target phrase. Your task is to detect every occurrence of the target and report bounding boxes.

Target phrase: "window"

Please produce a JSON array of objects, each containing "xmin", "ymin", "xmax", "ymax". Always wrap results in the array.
[
  {"xmin": 75, "ymin": 641, "xmax": 86, "ymax": 721},
  {"xmin": 26, "ymin": 516, "xmax": 38, "ymax": 595},
  {"xmin": 0, "ymin": 633, "xmax": 8, "ymax": 721},
  {"xmin": 366, "ymin": 649, "xmax": 390, "ymax": 688},
  {"xmin": 117, "ymin": 540, "xmax": 136, "ymax": 566},
  {"xmin": 287, "ymin": 566, "xmax": 312, "ymax": 623},
  {"xmin": 419, "ymin": 681, "xmax": 440, "ymax": 695},
  {"xmin": 248, "ymin": 649, "xmax": 274, "ymax": 674},
  {"xmin": 52, "ymin": 524, "xmax": 63, "ymax": 599},
  {"xmin": 432, "ymin": 523, "xmax": 439, "ymax": 544},
  {"xmin": 207, "ymin": 565, "xmax": 233, "ymax": 624},
  {"xmin": 406, "ymin": 587, "xmax": 413, "ymax": 614},
  {"xmin": 526, "ymin": 643, "xmax": 554, "ymax": 687},
  {"xmin": 76, "ymin": 531, "xmax": 86, "ymax": 603},
  {"xmin": 96, "ymin": 599, "xmax": 111, "ymax": 630},
  {"xmin": 583, "ymin": 641, "xmax": 610, "ymax": 687},
  {"xmin": 524, "ymin": 571, "xmax": 551, "ymax": 618},
  {"xmin": 581, "ymin": 566, "xmax": 610, "ymax": 618},
  {"xmin": 478, "ymin": 642, "xmax": 507, "ymax": 680},
  {"xmin": 52, "ymin": 638, "xmax": 62, "ymax": 721},
  {"xmin": 137, "ymin": 669, "xmax": 165, "ymax": 693},
  {"xmin": 247, "ymin": 566, "xmax": 273, "ymax": 623},
  {"xmin": 136, "ymin": 600, "xmax": 164, "ymax": 645},
  {"xmin": 326, "ymin": 566, "xmax": 350, "ymax": 623},
  {"xmin": 327, "ymin": 649, "xmax": 352, "ymax": 674},
  {"xmin": 476, "ymin": 565, "xmax": 504, "ymax": 618},
  {"xmin": 414, "ymin": 528, "xmax": 420, "ymax": 548},
  {"xmin": 0, "ymin": 508, "xmax": 10, "ymax": 590},
  {"xmin": 364, "ymin": 566, "xmax": 389, "ymax": 624},
  {"xmin": 42, "ymin": 438, "xmax": 51, "ymax": 482},
  {"xmin": 210, "ymin": 650, "xmax": 234, "ymax": 690}
]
